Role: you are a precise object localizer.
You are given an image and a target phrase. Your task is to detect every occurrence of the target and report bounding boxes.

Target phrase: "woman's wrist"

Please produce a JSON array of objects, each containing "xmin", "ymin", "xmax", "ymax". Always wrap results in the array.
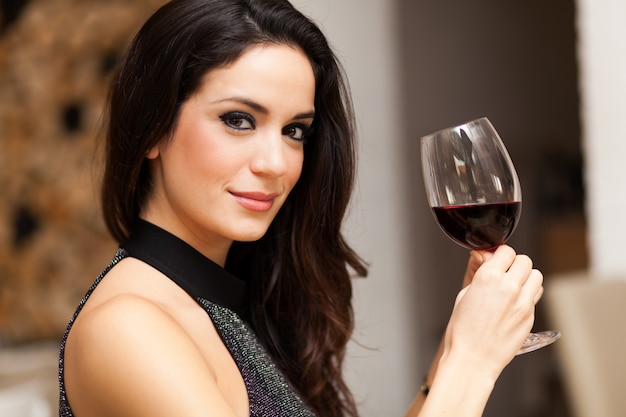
[{"xmin": 421, "ymin": 350, "xmax": 497, "ymax": 415}]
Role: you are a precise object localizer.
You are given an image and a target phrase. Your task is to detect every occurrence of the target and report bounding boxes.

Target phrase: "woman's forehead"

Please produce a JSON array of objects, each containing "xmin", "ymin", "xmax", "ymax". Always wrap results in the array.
[{"xmin": 195, "ymin": 44, "xmax": 316, "ymax": 111}]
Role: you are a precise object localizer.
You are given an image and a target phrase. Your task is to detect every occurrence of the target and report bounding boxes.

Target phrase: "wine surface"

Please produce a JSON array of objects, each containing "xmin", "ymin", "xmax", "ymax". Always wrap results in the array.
[{"xmin": 432, "ymin": 202, "xmax": 521, "ymax": 250}]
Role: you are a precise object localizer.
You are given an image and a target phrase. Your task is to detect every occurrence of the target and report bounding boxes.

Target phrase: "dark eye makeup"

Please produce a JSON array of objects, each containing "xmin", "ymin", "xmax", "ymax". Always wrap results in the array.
[
  {"xmin": 219, "ymin": 111, "xmax": 255, "ymax": 130},
  {"xmin": 283, "ymin": 122, "xmax": 314, "ymax": 143},
  {"xmin": 219, "ymin": 110, "xmax": 313, "ymax": 143}
]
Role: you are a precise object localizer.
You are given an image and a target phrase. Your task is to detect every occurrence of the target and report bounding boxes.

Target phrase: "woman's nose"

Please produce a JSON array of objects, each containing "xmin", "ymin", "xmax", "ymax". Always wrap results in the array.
[{"xmin": 249, "ymin": 132, "xmax": 290, "ymax": 177}]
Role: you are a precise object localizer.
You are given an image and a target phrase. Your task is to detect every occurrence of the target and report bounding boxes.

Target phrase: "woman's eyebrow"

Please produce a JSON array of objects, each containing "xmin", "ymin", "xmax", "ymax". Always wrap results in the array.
[
  {"xmin": 293, "ymin": 111, "xmax": 316, "ymax": 120},
  {"xmin": 215, "ymin": 96, "xmax": 269, "ymax": 114},
  {"xmin": 214, "ymin": 96, "xmax": 315, "ymax": 120}
]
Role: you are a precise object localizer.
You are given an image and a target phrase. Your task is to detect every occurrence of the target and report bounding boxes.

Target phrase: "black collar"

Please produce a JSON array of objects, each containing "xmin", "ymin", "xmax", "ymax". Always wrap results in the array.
[{"xmin": 121, "ymin": 219, "xmax": 248, "ymax": 318}]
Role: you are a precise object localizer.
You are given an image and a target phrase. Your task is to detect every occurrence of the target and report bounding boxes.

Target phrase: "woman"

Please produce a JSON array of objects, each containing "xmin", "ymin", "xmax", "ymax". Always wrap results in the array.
[{"xmin": 58, "ymin": 0, "xmax": 544, "ymax": 416}]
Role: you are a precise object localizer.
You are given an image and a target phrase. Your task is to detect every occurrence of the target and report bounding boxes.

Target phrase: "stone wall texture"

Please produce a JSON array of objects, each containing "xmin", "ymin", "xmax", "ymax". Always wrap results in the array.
[{"xmin": 0, "ymin": 0, "xmax": 167, "ymax": 344}]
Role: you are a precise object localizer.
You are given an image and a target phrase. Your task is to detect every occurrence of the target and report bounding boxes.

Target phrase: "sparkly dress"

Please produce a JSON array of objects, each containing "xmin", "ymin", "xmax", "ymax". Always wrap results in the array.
[{"xmin": 58, "ymin": 220, "xmax": 316, "ymax": 417}]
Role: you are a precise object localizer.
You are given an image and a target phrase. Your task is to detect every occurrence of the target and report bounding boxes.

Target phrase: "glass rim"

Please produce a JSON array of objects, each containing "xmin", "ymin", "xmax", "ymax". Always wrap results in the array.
[{"xmin": 420, "ymin": 116, "xmax": 492, "ymax": 141}]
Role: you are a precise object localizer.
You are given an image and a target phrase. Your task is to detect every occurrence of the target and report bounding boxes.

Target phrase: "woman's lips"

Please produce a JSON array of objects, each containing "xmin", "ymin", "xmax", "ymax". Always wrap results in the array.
[{"xmin": 230, "ymin": 191, "xmax": 278, "ymax": 212}]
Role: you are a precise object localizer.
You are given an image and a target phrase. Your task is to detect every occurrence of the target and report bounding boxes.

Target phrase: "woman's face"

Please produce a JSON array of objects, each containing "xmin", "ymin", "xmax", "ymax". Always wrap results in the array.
[{"xmin": 142, "ymin": 44, "xmax": 315, "ymax": 265}]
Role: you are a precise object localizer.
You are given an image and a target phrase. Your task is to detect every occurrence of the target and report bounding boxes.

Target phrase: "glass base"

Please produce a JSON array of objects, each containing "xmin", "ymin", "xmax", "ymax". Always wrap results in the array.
[{"xmin": 516, "ymin": 330, "xmax": 561, "ymax": 355}]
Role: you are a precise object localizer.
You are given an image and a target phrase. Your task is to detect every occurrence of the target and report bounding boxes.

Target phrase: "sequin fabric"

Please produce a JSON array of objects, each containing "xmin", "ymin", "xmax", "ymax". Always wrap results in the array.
[
  {"xmin": 199, "ymin": 299, "xmax": 315, "ymax": 417},
  {"xmin": 58, "ymin": 220, "xmax": 316, "ymax": 416}
]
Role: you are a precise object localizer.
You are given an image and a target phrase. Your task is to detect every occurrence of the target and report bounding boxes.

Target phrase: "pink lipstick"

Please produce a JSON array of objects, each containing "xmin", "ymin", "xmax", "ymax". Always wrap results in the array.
[{"xmin": 230, "ymin": 191, "xmax": 278, "ymax": 212}]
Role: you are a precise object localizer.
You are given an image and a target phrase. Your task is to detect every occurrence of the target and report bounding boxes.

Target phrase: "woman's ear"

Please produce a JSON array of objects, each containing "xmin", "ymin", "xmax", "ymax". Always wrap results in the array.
[{"xmin": 146, "ymin": 144, "xmax": 160, "ymax": 159}]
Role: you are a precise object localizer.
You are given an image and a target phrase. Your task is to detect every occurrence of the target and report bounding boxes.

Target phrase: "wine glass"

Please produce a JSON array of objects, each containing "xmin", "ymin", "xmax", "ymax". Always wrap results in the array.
[{"xmin": 420, "ymin": 117, "xmax": 560, "ymax": 355}]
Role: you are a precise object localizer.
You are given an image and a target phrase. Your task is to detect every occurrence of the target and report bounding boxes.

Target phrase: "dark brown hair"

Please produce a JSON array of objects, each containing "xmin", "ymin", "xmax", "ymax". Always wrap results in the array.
[{"xmin": 101, "ymin": 1, "xmax": 367, "ymax": 416}]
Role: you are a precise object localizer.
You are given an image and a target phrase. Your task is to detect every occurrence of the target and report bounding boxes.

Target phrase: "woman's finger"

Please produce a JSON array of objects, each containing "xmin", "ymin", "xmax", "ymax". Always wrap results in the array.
[
  {"xmin": 471, "ymin": 245, "xmax": 516, "ymax": 286},
  {"xmin": 462, "ymin": 251, "xmax": 486, "ymax": 287},
  {"xmin": 504, "ymin": 253, "xmax": 533, "ymax": 287},
  {"xmin": 486, "ymin": 245, "xmax": 517, "ymax": 272},
  {"xmin": 519, "ymin": 268, "xmax": 544, "ymax": 304}
]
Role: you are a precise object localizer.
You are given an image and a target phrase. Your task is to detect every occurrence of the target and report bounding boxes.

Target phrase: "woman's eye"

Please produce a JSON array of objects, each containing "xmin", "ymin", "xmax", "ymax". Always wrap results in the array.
[
  {"xmin": 219, "ymin": 112, "xmax": 255, "ymax": 130},
  {"xmin": 283, "ymin": 123, "xmax": 312, "ymax": 142}
]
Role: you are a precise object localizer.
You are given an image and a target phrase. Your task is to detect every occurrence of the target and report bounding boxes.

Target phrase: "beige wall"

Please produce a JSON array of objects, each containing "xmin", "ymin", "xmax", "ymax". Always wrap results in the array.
[{"xmin": 576, "ymin": 0, "xmax": 626, "ymax": 280}]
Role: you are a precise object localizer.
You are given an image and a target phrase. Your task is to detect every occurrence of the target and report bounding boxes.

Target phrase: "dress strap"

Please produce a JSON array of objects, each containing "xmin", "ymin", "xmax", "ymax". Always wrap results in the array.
[{"xmin": 121, "ymin": 219, "xmax": 248, "ymax": 318}]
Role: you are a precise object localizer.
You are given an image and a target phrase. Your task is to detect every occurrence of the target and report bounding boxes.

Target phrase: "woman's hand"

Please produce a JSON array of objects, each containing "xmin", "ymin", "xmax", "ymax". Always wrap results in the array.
[
  {"xmin": 444, "ymin": 245, "xmax": 544, "ymax": 379},
  {"xmin": 406, "ymin": 245, "xmax": 544, "ymax": 417},
  {"xmin": 409, "ymin": 245, "xmax": 544, "ymax": 417}
]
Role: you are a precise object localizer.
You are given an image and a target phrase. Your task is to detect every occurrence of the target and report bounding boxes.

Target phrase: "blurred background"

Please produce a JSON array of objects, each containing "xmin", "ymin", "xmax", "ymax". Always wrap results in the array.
[{"xmin": 0, "ymin": 0, "xmax": 624, "ymax": 416}]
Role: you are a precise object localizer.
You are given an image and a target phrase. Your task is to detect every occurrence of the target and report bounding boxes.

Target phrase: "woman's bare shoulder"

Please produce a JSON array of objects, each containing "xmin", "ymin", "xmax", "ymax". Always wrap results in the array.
[{"xmin": 63, "ymin": 260, "xmax": 245, "ymax": 417}]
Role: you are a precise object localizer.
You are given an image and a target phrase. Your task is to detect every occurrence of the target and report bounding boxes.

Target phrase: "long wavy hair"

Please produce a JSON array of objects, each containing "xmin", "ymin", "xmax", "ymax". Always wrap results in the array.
[{"xmin": 101, "ymin": 1, "xmax": 367, "ymax": 416}]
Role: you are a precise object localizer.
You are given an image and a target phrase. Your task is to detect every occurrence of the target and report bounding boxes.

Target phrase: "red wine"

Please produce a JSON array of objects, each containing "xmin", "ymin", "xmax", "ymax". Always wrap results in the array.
[{"xmin": 432, "ymin": 202, "xmax": 521, "ymax": 250}]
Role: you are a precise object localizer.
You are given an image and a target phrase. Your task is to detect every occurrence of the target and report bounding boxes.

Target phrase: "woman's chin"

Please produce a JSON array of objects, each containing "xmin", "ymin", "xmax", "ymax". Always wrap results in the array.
[{"xmin": 231, "ymin": 228, "xmax": 270, "ymax": 243}]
